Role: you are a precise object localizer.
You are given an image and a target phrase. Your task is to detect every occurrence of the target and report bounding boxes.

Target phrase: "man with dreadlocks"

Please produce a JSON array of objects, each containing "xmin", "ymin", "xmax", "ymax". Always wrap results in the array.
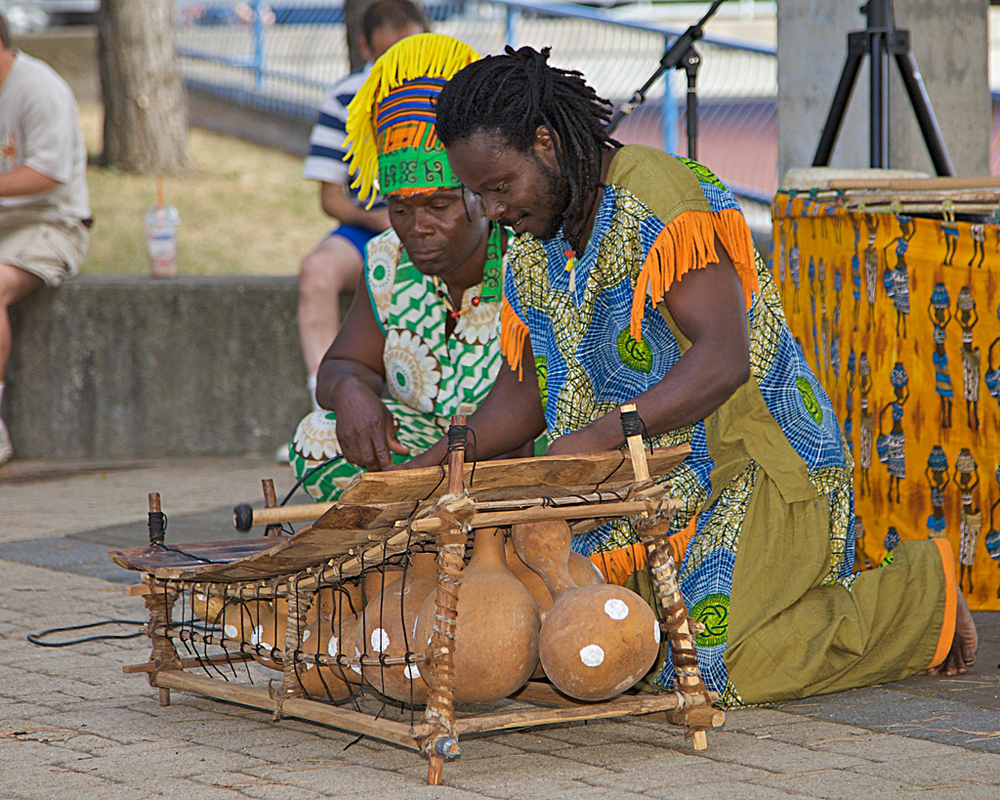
[
  {"xmin": 288, "ymin": 34, "xmax": 526, "ymax": 501},
  {"xmin": 403, "ymin": 45, "xmax": 976, "ymax": 707}
]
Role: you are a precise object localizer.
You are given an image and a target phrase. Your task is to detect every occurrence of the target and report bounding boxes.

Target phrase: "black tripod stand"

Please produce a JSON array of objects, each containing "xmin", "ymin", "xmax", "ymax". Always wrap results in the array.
[
  {"xmin": 607, "ymin": 0, "xmax": 726, "ymax": 159},
  {"xmin": 812, "ymin": 0, "xmax": 954, "ymax": 176}
]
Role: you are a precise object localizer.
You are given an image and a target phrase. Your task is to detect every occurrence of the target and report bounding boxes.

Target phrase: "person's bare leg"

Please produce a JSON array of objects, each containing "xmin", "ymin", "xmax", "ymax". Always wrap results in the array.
[
  {"xmin": 0, "ymin": 262, "xmax": 44, "ymax": 382},
  {"xmin": 297, "ymin": 235, "xmax": 364, "ymax": 376},
  {"xmin": 921, "ymin": 589, "xmax": 978, "ymax": 677}
]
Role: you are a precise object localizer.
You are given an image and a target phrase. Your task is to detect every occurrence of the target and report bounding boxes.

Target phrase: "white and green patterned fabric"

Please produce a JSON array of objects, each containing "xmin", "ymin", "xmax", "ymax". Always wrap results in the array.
[{"xmin": 290, "ymin": 224, "xmax": 505, "ymax": 501}]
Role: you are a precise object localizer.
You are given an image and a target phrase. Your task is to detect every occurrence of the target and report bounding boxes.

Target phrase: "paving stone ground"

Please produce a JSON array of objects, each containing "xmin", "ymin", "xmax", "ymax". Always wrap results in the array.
[{"xmin": 3, "ymin": 457, "xmax": 1000, "ymax": 799}]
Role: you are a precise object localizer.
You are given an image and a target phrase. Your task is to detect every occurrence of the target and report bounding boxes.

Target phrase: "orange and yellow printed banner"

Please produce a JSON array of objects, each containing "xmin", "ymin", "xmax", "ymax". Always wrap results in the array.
[{"xmin": 773, "ymin": 193, "xmax": 1000, "ymax": 610}]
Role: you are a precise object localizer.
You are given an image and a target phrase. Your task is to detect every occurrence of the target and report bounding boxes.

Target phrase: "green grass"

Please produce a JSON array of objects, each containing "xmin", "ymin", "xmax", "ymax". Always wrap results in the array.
[{"xmin": 80, "ymin": 101, "xmax": 331, "ymax": 276}]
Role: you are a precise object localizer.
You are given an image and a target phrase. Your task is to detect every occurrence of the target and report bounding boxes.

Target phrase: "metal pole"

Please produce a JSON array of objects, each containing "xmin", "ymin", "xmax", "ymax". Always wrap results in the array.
[{"xmin": 252, "ymin": 0, "xmax": 266, "ymax": 91}]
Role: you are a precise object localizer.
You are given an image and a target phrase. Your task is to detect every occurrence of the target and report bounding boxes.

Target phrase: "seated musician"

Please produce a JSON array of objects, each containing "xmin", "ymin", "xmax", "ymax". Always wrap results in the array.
[{"xmin": 288, "ymin": 33, "xmax": 520, "ymax": 501}]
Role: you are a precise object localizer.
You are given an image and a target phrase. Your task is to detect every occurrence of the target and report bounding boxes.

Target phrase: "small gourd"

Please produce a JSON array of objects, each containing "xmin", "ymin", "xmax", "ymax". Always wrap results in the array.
[{"xmin": 513, "ymin": 519, "xmax": 659, "ymax": 702}]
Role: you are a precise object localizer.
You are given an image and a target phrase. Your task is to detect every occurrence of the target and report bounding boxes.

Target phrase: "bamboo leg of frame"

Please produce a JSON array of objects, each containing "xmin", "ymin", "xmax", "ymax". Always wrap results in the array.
[
  {"xmin": 422, "ymin": 416, "xmax": 469, "ymax": 785},
  {"xmin": 143, "ymin": 577, "xmax": 183, "ymax": 707},
  {"xmin": 645, "ymin": 537, "xmax": 720, "ymax": 749},
  {"xmin": 620, "ymin": 404, "xmax": 721, "ymax": 750}
]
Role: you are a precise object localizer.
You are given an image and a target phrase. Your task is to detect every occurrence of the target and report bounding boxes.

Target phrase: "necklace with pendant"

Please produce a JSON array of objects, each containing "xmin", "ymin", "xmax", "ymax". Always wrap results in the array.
[
  {"xmin": 432, "ymin": 276, "xmax": 481, "ymax": 319},
  {"xmin": 564, "ymin": 244, "xmax": 578, "ymax": 293}
]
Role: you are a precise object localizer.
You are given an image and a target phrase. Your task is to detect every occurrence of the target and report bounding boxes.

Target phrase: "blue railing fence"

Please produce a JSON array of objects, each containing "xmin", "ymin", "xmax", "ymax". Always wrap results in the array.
[{"xmin": 174, "ymin": 0, "xmax": 778, "ymax": 222}]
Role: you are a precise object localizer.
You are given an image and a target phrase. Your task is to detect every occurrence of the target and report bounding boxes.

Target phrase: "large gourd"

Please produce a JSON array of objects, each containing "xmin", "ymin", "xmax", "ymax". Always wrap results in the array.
[
  {"xmin": 355, "ymin": 552, "xmax": 438, "ymax": 702},
  {"xmin": 513, "ymin": 519, "xmax": 660, "ymax": 702},
  {"xmin": 414, "ymin": 527, "xmax": 540, "ymax": 703}
]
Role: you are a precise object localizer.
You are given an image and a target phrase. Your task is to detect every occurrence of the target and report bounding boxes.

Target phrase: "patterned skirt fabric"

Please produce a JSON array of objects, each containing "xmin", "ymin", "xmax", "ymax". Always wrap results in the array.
[{"xmin": 289, "ymin": 399, "xmax": 449, "ymax": 502}]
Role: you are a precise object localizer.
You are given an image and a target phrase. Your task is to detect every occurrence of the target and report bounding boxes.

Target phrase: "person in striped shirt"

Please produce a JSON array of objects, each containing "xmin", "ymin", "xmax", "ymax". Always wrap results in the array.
[{"xmin": 296, "ymin": 0, "xmax": 428, "ymax": 415}]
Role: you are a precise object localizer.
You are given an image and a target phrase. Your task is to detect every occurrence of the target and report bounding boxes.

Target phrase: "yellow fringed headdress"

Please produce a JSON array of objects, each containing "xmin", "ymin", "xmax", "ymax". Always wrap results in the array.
[{"xmin": 344, "ymin": 33, "xmax": 479, "ymax": 206}]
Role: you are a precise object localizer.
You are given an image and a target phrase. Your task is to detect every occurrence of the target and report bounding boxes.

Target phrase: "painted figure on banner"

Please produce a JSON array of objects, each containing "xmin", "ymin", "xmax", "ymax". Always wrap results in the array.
[
  {"xmin": 877, "ymin": 362, "xmax": 909, "ymax": 504},
  {"xmin": 832, "ymin": 266, "xmax": 842, "ymax": 378},
  {"xmin": 929, "ymin": 282, "xmax": 954, "ymax": 429},
  {"xmin": 844, "ymin": 349, "xmax": 856, "ymax": 453},
  {"xmin": 819, "ymin": 258, "xmax": 831, "ymax": 377},
  {"xmin": 882, "ymin": 215, "xmax": 914, "ymax": 338},
  {"xmin": 851, "ymin": 216, "xmax": 862, "ymax": 331},
  {"xmin": 956, "ymin": 448, "xmax": 982, "ymax": 594},
  {"xmin": 957, "ymin": 286, "xmax": 981, "ymax": 432},
  {"xmin": 925, "ymin": 446, "xmax": 949, "ymax": 539},
  {"xmin": 789, "ymin": 219, "xmax": 800, "ymax": 311},
  {"xmin": 969, "ymin": 223, "xmax": 986, "ymax": 269},
  {"xmin": 864, "ymin": 213, "xmax": 879, "ymax": 329},
  {"xmin": 858, "ymin": 352, "xmax": 874, "ymax": 498},
  {"xmin": 942, "ymin": 217, "xmax": 960, "ymax": 266}
]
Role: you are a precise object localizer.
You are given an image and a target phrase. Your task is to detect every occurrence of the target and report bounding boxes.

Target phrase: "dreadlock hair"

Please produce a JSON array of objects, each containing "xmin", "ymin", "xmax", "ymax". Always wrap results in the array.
[{"xmin": 435, "ymin": 45, "xmax": 619, "ymax": 251}]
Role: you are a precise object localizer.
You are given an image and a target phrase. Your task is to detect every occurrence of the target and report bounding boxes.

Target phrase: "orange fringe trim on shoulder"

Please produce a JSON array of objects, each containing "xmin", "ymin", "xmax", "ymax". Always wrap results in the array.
[
  {"xmin": 500, "ymin": 296, "xmax": 529, "ymax": 381},
  {"xmin": 630, "ymin": 208, "xmax": 759, "ymax": 341}
]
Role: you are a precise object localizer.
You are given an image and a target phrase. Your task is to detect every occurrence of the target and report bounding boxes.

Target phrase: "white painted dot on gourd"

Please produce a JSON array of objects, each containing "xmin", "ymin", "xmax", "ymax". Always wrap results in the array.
[
  {"xmin": 404, "ymin": 663, "xmax": 420, "ymax": 680},
  {"xmin": 604, "ymin": 598, "xmax": 630, "ymax": 620},
  {"xmin": 223, "ymin": 624, "xmax": 238, "ymax": 639},
  {"xmin": 305, "ymin": 662, "xmax": 314, "ymax": 671},
  {"xmin": 196, "ymin": 593, "xmax": 207, "ymax": 602},
  {"xmin": 580, "ymin": 643, "xmax": 605, "ymax": 667},
  {"xmin": 653, "ymin": 620, "xmax": 661, "ymax": 644},
  {"xmin": 371, "ymin": 628, "xmax": 391, "ymax": 653},
  {"xmin": 249, "ymin": 625, "xmax": 265, "ymax": 646},
  {"xmin": 302, "ymin": 629, "xmax": 311, "ymax": 643},
  {"xmin": 351, "ymin": 646, "xmax": 362, "ymax": 674},
  {"xmin": 328, "ymin": 636, "xmax": 339, "ymax": 658}
]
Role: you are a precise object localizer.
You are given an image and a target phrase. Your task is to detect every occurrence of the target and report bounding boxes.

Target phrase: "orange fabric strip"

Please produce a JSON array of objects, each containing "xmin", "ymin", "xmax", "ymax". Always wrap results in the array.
[
  {"xmin": 499, "ymin": 296, "xmax": 528, "ymax": 381},
  {"xmin": 590, "ymin": 543, "xmax": 648, "ymax": 586},
  {"xmin": 630, "ymin": 208, "xmax": 760, "ymax": 342},
  {"xmin": 928, "ymin": 537, "xmax": 958, "ymax": 670},
  {"xmin": 589, "ymin": 518, "xmax": 696, "ymax": 586}
]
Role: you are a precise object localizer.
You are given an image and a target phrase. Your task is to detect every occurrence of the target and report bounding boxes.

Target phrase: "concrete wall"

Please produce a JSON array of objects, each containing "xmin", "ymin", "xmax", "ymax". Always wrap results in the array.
[
  {"xmin": 777, "ymin": 0, "xmax": 990, "ymax": 183},
  {"xmin": 5, "ymin": 277, "xmax": 322, "ymax": 459}
]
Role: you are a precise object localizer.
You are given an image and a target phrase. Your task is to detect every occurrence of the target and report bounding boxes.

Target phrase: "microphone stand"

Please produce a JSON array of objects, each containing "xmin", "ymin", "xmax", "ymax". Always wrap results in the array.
[{"xmin": 607, "ymin": 0, "xmax": 727, "ymax": 160}]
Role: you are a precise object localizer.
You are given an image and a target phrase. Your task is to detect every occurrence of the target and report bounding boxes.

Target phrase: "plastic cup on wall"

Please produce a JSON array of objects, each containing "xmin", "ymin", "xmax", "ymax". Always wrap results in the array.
[
  {"xmin": 145, "ymin": 178, "xmax": 180, "ymax": 279},
  {"xmin": 144, "ymin": 204, "xmax": 181, "ymax": 278}
]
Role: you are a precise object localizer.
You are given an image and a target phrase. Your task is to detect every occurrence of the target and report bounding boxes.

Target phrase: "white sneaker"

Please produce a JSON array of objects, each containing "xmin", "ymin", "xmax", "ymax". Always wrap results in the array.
[
  {"xmin": 0, "ymin": 419, "xmax": 12, "ymax": 467},
  {"xmin": 275, "ymin": 441, "xmax": 291, "ymax": 464}
]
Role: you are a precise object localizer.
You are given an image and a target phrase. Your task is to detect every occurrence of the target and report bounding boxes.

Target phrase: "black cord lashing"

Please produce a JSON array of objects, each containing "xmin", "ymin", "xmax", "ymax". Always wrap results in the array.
[
  {"xmin": 148, "ymin": 510, "xmax": 167, "ymax": 545},
  {"xmin": 620, "ymin": 407, "xmax": 644, "ymax": 439}
]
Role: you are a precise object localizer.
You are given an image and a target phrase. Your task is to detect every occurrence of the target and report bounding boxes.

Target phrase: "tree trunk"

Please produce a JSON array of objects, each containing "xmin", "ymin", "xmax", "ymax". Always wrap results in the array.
[
  {"xmin": 99, "ymin": 0, "xmax": 190, "ymax": 173},
  {"xmin": 345, "ymin": 0, "xmax": 369, "ymax": 72}
]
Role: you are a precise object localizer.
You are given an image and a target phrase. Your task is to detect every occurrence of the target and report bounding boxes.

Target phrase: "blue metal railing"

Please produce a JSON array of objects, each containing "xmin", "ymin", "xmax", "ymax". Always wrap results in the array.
[{"xmin": 174, "ymin": 1, "xmax": 779, "ymax": 206}]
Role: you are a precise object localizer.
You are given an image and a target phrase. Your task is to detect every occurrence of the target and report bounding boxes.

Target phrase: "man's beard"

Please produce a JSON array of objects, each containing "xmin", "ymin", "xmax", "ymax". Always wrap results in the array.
[
  {"xmin": 535, "ymin": 155, "xmax": 571, "ymax": 241},
  {"xmin": 498, "ymin": 153, "xmax": 570, "ymax": 242}
]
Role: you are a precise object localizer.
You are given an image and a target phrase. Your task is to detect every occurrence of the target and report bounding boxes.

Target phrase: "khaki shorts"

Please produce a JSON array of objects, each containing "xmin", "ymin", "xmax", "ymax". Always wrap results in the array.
[{"xmin": 0, "ymin": 209, "xmax": 89, "ymax": 287}]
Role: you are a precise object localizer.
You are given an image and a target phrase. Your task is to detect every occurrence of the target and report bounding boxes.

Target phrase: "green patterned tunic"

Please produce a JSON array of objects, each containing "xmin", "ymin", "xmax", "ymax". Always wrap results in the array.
[{"xmin": 290, "ymin": 223, "xmax": 505, "ymax": 500}]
